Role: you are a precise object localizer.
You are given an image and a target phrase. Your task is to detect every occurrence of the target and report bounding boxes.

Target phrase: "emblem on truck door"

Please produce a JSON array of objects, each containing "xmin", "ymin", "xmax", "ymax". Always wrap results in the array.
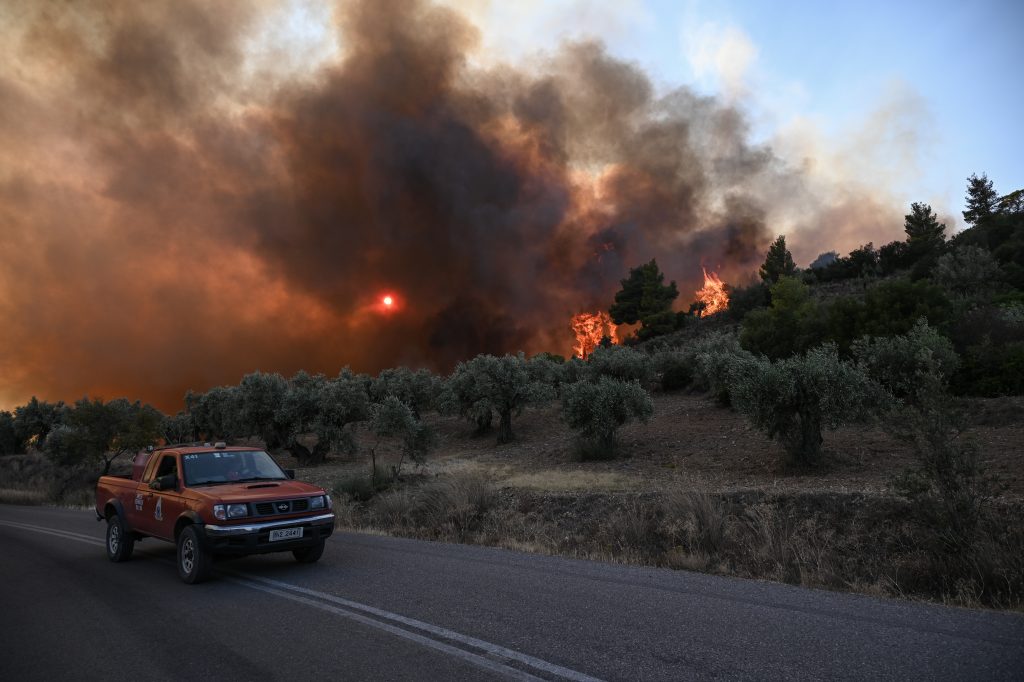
[
  {"xmin": 154, "ymin": 498, "xmax": 163, "ymax": 521},
  {"xmin": 135, "ymin": 493, "xmax": 144, "ymax": 511}
]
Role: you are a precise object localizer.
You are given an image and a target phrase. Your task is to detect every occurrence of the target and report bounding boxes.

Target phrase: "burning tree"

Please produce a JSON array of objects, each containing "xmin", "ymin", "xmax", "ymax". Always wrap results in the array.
[
  {"xmin": 572, "ymin": 312, "xmax": 618, "ymax": 359},
  {"xmin": 695, "ymin": 268, "xmax": 730, "ymax": 316}
]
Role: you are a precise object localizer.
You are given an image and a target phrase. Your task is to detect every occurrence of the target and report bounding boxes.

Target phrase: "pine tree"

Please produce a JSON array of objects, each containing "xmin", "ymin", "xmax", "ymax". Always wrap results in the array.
[
  {"xmin": 609, "ymin": 260, "xmax": 679, "ymax": 340},
  {"xmin": 759, "ymin": 236, "xmax": 796, "ymax": 284},
  {"xmin": 963, "ymin": 173, "xmax": 999, "ymax": 227},
  {"xmin": 904, "ymin": 202, "xmax": 946, "ymax": 247}
]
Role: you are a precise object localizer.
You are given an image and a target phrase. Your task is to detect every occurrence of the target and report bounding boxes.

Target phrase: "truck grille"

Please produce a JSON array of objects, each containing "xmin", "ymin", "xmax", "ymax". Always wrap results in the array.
[{"xmin": 253, "ymin": 498, "xmax": 309, "ymax": 516}]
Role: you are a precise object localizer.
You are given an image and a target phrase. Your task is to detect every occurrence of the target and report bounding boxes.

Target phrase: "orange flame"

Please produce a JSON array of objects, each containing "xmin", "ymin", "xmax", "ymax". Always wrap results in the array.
[
  {"xmin": 695, "ymin": 268, "xmax": 729, "ymax": 316},
  {"xmin": 571, "ymin": 311, "xmax": 618, "ymax": 358}
]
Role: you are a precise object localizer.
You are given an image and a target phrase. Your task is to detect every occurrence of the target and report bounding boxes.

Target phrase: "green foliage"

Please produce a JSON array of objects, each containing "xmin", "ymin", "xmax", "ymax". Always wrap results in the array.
[
  {"xmin": 932, "ymin": 246, "xmax": 1002, "ymax": 300},
  {"xmin": 878, "ymin": 240, "xmax": 912, "ymax": 274},
  {"xmin": 0, "ymin": 411, "xmax": 24, "ymax": 454},
  {"xmin": 890, "ymin": 392, "xmax": 996, "ymax": 554},
  {"xmin": 562, "ymin": 377, "xmax": 653, "ymax": 460},
  {"xmin": 759, "ymin": 235, "xmax": 796, "ymax": 285},
  {"xmin": 821, "ymin": 279, "xmax": 953, "ymax": 353},
  {"xmin": 708, "ymin": 344, "xmax": 881, "ymax": 467},
  {"xmin": 904, "ymin": 202, "xmax": 946, "ymax": 257},
  {"xmin": 740, "ymin": 276, "xmax": 824, "ymax": 358},
  {"xmin": 852, "ymin": 319, "xmax": 960, "ymax": 405},
  {"xmin": 370, "ymin": 367, "xmax": 441, "ymax": 419},
  {"xmin": 13, "ymin": 397, "xmax": 64, "ymax": 448},
  {"xmin": 811, "ymin": 243, "xmax": 880, "ymax": 282},
  {"xmin": 44, "ymin": 397, "xmax": 163, "ymax": 474},
  {"xmin": 725, "ymin": 281, "xmax": 770, "ymax": 321},
  {"xmin": 609, "ymin": 259, "xmax": 679, "ymax": 340},
  {"xmin": 442, "ymin": 353, "xmax": 554, "ymax": 444},
  {"xmin": 584, "ymin": 345, "xmax": 654, "ymax": 385},
  {"xmin": 276, "ymin": 370, "xmax": 371, "ymax": 465},
  {"xmin": 651, "ymin": 350, "xmax": 693, "ymax": 391},
  {"xmin": 963, "ymin": 173, "xmax": 999, "ymax": 227},
  {"xmin": 190, "ymin": 385, "xmax": 242, "ymax": 441},
  {"xmin": 368, "ymin": 396, "xmax": 437, "ymax": 482},
  {"xmin": 237, "ymin": 371, "xmax": 288, "ymax": 447},
  {"xmin": 161, "ymin": 411, "xmax": 195, "ymax": 444}
]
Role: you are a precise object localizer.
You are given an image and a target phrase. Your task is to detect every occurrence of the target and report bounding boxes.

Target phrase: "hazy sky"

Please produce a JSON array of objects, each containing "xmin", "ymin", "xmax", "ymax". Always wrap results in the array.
[{"xmin": 456, "ymin": 0, "xmax": 1023, "ymax": 226}]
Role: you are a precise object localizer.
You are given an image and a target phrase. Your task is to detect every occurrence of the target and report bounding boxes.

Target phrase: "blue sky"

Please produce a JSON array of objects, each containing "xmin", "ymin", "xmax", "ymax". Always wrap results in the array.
[{"xmin": 460, "ymin": 0, "xmax": 1023, "ymax": 229}]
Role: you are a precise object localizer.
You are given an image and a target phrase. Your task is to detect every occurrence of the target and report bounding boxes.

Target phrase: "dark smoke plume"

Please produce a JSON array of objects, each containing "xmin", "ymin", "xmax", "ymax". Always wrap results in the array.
[{"xmin": 0, "ymin": 0, "xmax": 887, "ymax": 411}]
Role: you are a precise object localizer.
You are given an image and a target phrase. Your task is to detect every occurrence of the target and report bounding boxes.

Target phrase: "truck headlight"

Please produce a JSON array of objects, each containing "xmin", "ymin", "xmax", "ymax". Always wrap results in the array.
[
  {"xmin": 310, "ymin": 495, "xmax": 325, "ymax": 510},
  {"xmin": 227, "ymin": 503, "xmax": 248, "ymax": 518},
  {"xmin": 213, "ymin": 503, "xmax": 248, "ymax": 520}
]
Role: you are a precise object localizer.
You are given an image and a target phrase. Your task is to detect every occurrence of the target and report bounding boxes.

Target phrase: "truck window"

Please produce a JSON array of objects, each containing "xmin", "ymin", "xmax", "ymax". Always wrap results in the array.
[{"xmin": 150, "ymin": 454, "xmax": 178, "ymax": 482}]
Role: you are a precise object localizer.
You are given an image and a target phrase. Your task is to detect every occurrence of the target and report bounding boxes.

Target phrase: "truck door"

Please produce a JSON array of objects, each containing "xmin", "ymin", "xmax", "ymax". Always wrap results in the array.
[{"xmin": 136, "ymin": 453, "xmax": 187, "ymax": 541}]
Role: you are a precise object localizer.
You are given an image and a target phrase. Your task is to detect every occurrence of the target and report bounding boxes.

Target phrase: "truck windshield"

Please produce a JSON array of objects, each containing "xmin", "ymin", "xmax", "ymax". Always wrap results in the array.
[{"xmin": 182, "ymin": 451, "xmax": 288, "ymax": 486}]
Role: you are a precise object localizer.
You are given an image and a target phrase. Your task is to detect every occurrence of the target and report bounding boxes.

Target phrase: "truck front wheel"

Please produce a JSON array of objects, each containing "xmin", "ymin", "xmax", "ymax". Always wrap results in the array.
[
  {"xmin": 177, "ymin": 525, "xmax": 212, "ymax": 584},
  {"xmin": 106, "ymin": 514, "xmax": 134, "ymax": 562},
  {"xmin": 293, "ymin": 539, "xmax": 325, "ymax": 563}
]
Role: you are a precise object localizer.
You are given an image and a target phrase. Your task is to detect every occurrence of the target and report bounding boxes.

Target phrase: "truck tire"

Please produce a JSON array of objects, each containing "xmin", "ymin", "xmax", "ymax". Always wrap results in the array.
[
  {"xmin": 106, "ymin": 514, "xmax": 134, "ymax": 562},
  {"xmin": 177, "ymin": 525, "xmax": 212, "ymax": 584},
  {"xmin": 293, "ymin": 539, "xmax": 325, "ymax": 564}
]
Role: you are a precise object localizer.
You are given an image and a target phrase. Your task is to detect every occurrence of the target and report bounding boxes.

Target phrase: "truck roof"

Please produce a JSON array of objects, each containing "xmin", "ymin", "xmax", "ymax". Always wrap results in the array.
[{"xmin": 150, "ymin": 444, "xmax": 260, "ymax": 455}]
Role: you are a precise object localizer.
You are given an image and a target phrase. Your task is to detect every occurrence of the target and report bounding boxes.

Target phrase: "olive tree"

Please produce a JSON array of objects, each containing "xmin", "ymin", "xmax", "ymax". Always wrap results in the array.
[
  {"xmin": 562, "ymin": 377, "xmax": 654, "ymax": 460},
  {"xmin": 442, "ymin": 353, "xmax": 554, "ymax": 444},
  {"xmin": 276, "ymin": 370, "xmax": 371, "ymax": 466},
  {"xmin": 584, "ymin": 345, "xmax": 654, "ymax": 385},
  {"xmin": 237, "ymin": 371, "xmax": 288, "ymax": 447},
  {"xmin": 370, "ymin": 367, "xmax": 441, "ymax": 419},
  {"xmin": 367, "ymin": 396, "xmax": 437, "ymax": 483},
  {"xmin": 852, "ymin": 319, "xmax": 959, "ymax": 405},
  {"xmin": 44, "ymin": 397, "xmax": 163, "ymax": 474},
  {"xmin": 705, "ymin": 343, "xmax": 882, "ymax": 467},
  {"xmin": 190, "ymin": 385, "xmax": 243, "ymax": 441}
]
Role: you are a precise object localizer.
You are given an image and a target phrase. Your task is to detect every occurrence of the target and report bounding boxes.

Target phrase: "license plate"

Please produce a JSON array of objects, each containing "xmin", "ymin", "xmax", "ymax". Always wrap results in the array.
[{"xmin": 269, "ymin": 527, "xmax": 303, "ymax": 542}]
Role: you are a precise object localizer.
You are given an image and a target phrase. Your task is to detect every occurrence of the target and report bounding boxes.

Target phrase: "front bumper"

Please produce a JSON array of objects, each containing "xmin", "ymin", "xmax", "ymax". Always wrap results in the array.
[{"xmin": 203, "ymin": 512, "xmax": 335, "ymax": 555}]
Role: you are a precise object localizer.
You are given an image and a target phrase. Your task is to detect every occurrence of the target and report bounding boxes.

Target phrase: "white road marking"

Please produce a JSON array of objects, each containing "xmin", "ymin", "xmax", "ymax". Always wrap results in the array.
[{"xmin": 0, "ymin": 518, "xmax": 603, "ymax": 682}]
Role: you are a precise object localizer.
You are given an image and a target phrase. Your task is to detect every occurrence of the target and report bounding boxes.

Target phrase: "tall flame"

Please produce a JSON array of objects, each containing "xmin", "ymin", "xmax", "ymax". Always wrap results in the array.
[
  {"xmin": 572, "ymin": 311, "xmax": 618, "ymax": 358},
  {"xmin": 695, "ymin": 268, "xmax": 729, "ymax": 316}
]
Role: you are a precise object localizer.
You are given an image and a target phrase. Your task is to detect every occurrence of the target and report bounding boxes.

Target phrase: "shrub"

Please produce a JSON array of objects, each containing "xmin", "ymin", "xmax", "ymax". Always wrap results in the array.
[
  {"xmin": 740, "ymin": 276, "xmax": 825, "ymax": 359},
  {"xmin": 852, "ymin": 319, "xmax": 960, "ymax": 405},
  {"xmin": 931, "ymin": 246, "xmax": 1002, "ymax": 300},
  {"xmin": 584, "ymin": 345, "xmax": 654, "ymax": 385},
  {"xmin": 0, "ymin": 411, "xmax": 23, "ymax": 454},
  {"xmin": 562, "ymin": 377, "xmax": 654, "ymax": 460},
  {"xmin": 725, "ymin": 281, "xmax": 770, "ymax": 321},
  {"xmin": 889, "ymin": 392, "xmax": 997, "ymax": 555},
  {"xmin": 711, "ymin": 344, "xmax": 882, "ymax": 467},
  {"xmin": 651, "ymin": 351, "xmax": 693, "ymax": 391}
]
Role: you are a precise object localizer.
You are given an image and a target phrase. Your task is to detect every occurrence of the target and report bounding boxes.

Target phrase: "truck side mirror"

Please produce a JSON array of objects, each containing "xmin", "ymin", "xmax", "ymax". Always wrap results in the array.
[{"xmin": 285, "ymin": 469, "xmax": 295, "ymax": 480}]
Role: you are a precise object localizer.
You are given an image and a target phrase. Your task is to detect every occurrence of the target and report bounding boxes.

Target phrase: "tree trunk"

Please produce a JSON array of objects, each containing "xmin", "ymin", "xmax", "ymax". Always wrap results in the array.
[
  {"xmin": 497, "ymin": 410, "xmax": 513, "ymax": 444},
  {"xmin": 473, "ymin": 411, "xmax": 493, "ymax": 435},
  {"xmin": 287, "ymin": 441, "xmax": 312, "ymax": 466}
]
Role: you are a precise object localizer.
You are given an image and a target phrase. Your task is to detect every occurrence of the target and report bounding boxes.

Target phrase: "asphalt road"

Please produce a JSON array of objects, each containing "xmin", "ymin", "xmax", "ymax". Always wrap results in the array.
[{"xmin": 1, "ymin": 505, "xmax": 1021, "ymax": 681}]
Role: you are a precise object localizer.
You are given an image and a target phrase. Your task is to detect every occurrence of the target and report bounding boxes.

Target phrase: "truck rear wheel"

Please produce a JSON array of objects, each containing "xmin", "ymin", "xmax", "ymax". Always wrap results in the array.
[
  {"xmin": 177, "ymin": 525, "xmax": 212, "ymax": 584},
  {"xmin": 106, "ymin": 514, "xmax": 134, "ymax": 562},
  {"xmin": 293, "ymin": 539, "xmax": 325, "ymax": 564}
]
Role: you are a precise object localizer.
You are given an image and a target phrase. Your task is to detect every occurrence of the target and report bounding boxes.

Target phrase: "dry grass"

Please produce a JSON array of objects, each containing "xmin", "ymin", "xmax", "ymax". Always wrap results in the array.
[{"xmin": 0, "ymin": 488, "xmax": 49, "ymax": 505}]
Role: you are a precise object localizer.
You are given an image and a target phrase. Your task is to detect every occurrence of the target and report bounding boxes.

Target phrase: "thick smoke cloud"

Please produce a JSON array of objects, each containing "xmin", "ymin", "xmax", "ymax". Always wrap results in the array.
[{"xmin": 0, "ymin": 0, "xmax": 890, "ymax": 411}]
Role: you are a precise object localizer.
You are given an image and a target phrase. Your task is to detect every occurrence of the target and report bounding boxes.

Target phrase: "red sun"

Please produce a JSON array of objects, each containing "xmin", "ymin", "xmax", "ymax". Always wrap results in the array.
[{"xmin": 382, "ymin": 295, "xmax": 394, "ymax": 307}]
